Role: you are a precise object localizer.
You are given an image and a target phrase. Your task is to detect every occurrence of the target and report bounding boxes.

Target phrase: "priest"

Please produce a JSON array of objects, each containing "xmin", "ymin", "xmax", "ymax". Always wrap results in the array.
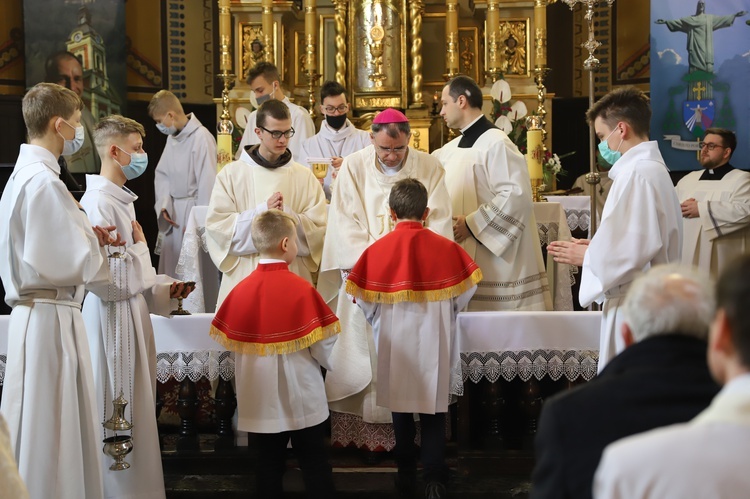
[
  {"xmin": 676, "ymin": 128, "xmax": 750, "ymax": 280},
  {"xmin": 548, "ymin": 87, "xmax": 682, "ymax": 372},
  {"xmin": 433, "ymin": 75, "xmax": 551, "ymax": 311},
  {"xmin": 298, "ymin": 81, "xmax": 370, "ymax": 200},
  {"xmin": 206, "ymin": 99, "xmax": 327, "ymax": 304},
  {"xmin": 235, "ymin": 62, "xmax": 315, "ymax": 161},
  {"xmin": 319, "ymin": 108, "xmax": 453, "ymax": 454}
]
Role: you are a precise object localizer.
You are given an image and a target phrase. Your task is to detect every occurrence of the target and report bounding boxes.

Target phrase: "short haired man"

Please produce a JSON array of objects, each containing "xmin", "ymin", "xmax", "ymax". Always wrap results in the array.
[
  {"xmin": 0, "ymin": 82, "xmax": 123, "ymax": 499},
  {"xmin": 548, "ymin": 87, "xmax": 683, "ymax": 371},
  {"xmin": 531, "ymin": 264, "xmax": 720, "ymax": 499},
  {"xmin": 44, "ymin": 51, "xmax": 100, "ymax": 174},
  {"xmin": 433, "ymin": 75, "xmax": 552, "ymax": 311},
  {"xmin": 148, "ymin": 90, "xmax": 218, "ymax": 283},
  {"xmin": 206, "ymin": 99, "xmax": 327, "ymax": 305},
  {"xmin": 594, "ymin": 255, "xmax": 750, "ymax": 498},
  {"xmin": 675, "ymin": 128, "xmax": 750, "ymax": 281},
  {"xmin": 319, "ymin": 108, "xmax": 453, "ymax": 454},
  {"xmin": 298, "ymin": 80, "xmax": 370, "ymax": 200},
  {"xmin": 235, "ymin": 62, "xmax": 315, "ymax": 160}
]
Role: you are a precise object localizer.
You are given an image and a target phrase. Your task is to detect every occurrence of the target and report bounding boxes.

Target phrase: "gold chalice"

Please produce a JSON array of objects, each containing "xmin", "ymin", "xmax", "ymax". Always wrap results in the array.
[
  {"xmin": 103, "ymin": 434, "xmax": 133, "ymax": 471},
  {"xmin": 170, "ymin": 281, "xmax": 195, "ymax": 316},
  {"xmin": 312, "ymin": 162, "xmax": 329, "ymax": 181}
]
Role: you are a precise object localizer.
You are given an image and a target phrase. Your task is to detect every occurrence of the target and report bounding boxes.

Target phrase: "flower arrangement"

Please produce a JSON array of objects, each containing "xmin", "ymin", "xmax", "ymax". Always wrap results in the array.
[{"xmin": 486, "ymin": 79, "xmax": 572, "ymax": 187}]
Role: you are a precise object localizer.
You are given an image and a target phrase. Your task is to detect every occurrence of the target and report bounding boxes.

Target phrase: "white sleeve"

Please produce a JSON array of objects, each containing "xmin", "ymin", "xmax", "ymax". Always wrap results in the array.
[{"xmin": 229, "ymin": 201, "xmax": 269, "ymax": 256}]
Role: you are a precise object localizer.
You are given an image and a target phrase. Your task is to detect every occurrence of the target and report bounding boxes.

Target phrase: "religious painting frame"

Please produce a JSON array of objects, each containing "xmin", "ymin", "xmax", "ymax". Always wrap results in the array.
[
  {"xmin": 485, "ymin": 18, "xmax": 531, "ymax": 79},
  {"xmin": 318, "ymin": 14, "xmax": 336, "ymax": 83},
  {"xmin": 237, "ymin": 21, "xmax": 281, "ymax": 84},
  {"xmin": 421, "ymin": 12, "xmax": 448, "ymax": 86},
  {"xmin": 347, "ymin": 0, "xmax": 408, "ymax": 111}
]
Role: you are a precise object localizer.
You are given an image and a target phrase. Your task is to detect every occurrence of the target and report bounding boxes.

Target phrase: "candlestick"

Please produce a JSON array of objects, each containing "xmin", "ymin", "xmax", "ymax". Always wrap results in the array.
[
  {"xmin": 262, "ymin": 0, "xmax": 274, "ymax": 63},
  {"xmin": 445, "ymin": 0, "xmax": 459, "ymax": 75},
  {"xmin": 534, "ymin": 0, "xmax": 547, "ymax": 68}
]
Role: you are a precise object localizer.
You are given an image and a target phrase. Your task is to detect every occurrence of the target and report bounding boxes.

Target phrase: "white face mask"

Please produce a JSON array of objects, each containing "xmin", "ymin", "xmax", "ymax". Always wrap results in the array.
[{"xmin": 59, "ymin": 119, "xmax": 85, "ymax": 156}]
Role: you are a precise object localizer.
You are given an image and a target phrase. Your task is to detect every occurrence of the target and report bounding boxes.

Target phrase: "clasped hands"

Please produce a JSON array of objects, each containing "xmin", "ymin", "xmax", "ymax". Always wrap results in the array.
[{"xmin": 547, "ymin": 238, "xmax": 590, "ymax": 267}]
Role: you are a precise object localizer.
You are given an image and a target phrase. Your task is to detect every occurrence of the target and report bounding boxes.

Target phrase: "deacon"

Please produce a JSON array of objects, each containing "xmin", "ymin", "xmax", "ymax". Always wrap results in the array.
[
  {"xmin": 149, "ymin": 90, "xmax": 217, "ymax": 279},
  {"xmin": 206, "ymin": 99, "xmax": 327, "ymax": 304},
  {"xmin": 319, "ymin": 108, "xmax": 453, "ymax": 454},
  {"xmin": 676, "ymin": 128, "xmax": 750, "ymax": 280},
  {"xmin": 548, "ymin": 87, "xmax": 682, "ymax": 372},
  {"xmin": 81, "ymin": 115, "xmax": 193, "ymax": 499},
  {"xmin": 298, "ymin": 80, "xmax": 370, "ymax": 200},
  {"xmin": 433, "ymin": 75, "xmax": 552, "ymax": 311},
  {"xmin": 0, "ymin": 82, "xmax": 124, "ymax": 499},
  {"xmin": 236, "ymin": 62, "xmax": 315, "ymax": 160}
]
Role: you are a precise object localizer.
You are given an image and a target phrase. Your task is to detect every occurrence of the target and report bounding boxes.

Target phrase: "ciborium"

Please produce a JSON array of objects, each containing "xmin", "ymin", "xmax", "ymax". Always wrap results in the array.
[
  {"xmin": 312, "ymin": 162, "xmax": 329, "ymax": 182},
  {"xmin": 103, "ymin": 434, "xmax": 133, "ymax": 471}
]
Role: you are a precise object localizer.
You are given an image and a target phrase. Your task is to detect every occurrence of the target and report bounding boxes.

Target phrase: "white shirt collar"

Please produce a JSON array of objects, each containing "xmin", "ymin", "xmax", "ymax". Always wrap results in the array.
[{"xmin": 259, "ymin": 258, "xmax": 286, "ymax": 264}]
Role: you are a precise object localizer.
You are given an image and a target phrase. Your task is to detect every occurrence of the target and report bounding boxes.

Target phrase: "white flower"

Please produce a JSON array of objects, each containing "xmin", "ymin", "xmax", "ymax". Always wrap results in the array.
[
  {"xmin": 509, "ymin": 101, "xmax": 527, "ymax": 121},
  {"xmin": 494, "ymin": 115, "xmax": 513, "ymax": 133},
  {"xmin": 491, "ymin": 79, "xmax": 512, "ymax": 103}
]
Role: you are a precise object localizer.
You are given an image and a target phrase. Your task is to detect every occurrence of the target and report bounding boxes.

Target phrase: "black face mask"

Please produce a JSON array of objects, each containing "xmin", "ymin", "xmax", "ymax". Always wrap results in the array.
[{"xmin": 325, "ymin": 113, "xmax": 347, "ymax": 130}]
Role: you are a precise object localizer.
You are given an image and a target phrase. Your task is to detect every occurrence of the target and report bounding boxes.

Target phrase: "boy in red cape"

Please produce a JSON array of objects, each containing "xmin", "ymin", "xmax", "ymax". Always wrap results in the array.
[
  {"xmin": 210, "ymin": 209, "xmax": 339, "ymax": 498},
  {"xmin": 346, "ymin": 178, "xmax": 482, "ymax": 499}
]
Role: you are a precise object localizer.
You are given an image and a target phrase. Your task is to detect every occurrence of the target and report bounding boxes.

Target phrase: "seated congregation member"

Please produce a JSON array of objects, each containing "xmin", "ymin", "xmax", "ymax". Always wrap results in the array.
[
  {"xmin": 81, "ymin": 115, "xmax": 194, "ymax": 499},
  {"xmin": 676, "ymin": 128, "xmax": 750, "ymax": 281},
  {"xmin": 0, "ymin": 82, "xmax": 124, "ymax": 499},
  {"xmin": 235, "ymin": 62, "xmax": 315, "ymax": 160},
  {"xmin": 210, "ymin": 209, "xmax": 339, "ymax": 499},
  {"xmin": 206, "ymin": 99, "xmax": 327, "ymax": 305},
  {"xmin": 298, "ymin": 80, "xmax": 370, "ymax": 200},
  {"xmin": 531, "ymin": 264, "xmax": 720, "ymax": 499},
  {"xmin": 346, "ymin": 179, "xmax": 481, "ymax": 499},
  {"xmin": 594, "ymin": 255, "xmax": 750, "ymax": 499},
  {"xmin": 149, "ymin": 89, "xmax": 217, "ymax": 278}
]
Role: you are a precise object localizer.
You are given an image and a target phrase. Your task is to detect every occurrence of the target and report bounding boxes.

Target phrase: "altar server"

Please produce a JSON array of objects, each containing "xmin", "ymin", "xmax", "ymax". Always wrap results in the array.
[
  {"xmin": 433, "ymin": 75, "xmax": 552, "ymax": 311},
  {"xmin": 0, "ymin": 82, "xmax": 123, "ymax": 499},
  {"xmin": 319, "ymin": 108, "xmax": 453, "ymax": 453},
  {"xmin": 235, "ymin": 62, "xmax": 315, "ymax": 161},
  {"xmin": 548, "ymin": 87, "xmax": 682, "ymax": 372},
  {"xmin": 298, "ymin": 80, "xmax": 370, "ymax": 199},
  {"xmin": 211, "ymin": 209, "xmax": 339, "ymax": 498},
  {"xmin": 149, "ymin": 90, "xmax": 217, "ymax": 278},
  {"xmin": 206, "ymin": 99, "xmax": 327, "ymax": 304},
  {"xmin": 81, "ymin": 115, "xmax": 193, "ymax": 499},
  {"xmin": 676, "ymin": 128, "xmax": 750, "ymax": 280},
  {"xmin": 347, "ymin": 178, "xmax": 480, "ymax": 498}
]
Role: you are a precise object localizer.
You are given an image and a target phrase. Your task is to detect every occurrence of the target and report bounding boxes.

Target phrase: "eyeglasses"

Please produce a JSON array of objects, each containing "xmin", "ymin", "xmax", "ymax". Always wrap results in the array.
[
  {"xmin": 323, "ymin": 104, "xmax": 348, "ymax": 114},
  {"xmin": 699, "ymin": 142, "xmax": 725, "ymax": 151},
  {"xmin": 259, "ymin": 126, "xmax": 295, "ymax": 140},
  {"xmin": 375, "ymin": 145, "xmax": 408, "ymax": 156}
]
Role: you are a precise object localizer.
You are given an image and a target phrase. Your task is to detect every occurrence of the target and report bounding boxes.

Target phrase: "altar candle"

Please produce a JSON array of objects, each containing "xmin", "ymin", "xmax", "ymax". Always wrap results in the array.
[
  {"xmin": 534, "ymin": 0, "xmax": 547, "ymax": 67},
  {"xmin": 526, "ymin": 129, "xmax": 544, "ymax": 180},
  {"xmin": 219, "ymin": 0, "xmax": 231, "ymax": 71},
  {"xmin": 304, "ymin": 0, "xmax": 317, "ymax": 71},
  {"xmin": 217, "ymin": 133, "xmax": 233, "ymax": 173}
]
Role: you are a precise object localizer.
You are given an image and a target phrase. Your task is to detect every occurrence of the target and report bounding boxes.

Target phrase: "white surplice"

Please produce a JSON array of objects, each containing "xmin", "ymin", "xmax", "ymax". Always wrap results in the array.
[
  {"xmin": 81, "ymin": 175, "xmax": 175, "ymax": 499},
  {"xmin": 594, "ymin": 374, "xmax": 750, "ymax": 499},
  {"xmin": 235, "ymin": 97, "xmax": 315, "ymax": 161},
  {"xmin": 432, "ymin": 124, "xmax": 552, "ymax": 311},
  {"xmin": 0, "ymin": 144, "xmax": 110, "ymax": 499},
  {"xmin": 676, "ymin": 166, "xmax": 750, "ymax": 280},
  {"xmin": 580, "ymin": 141, "xmax": 682, "ymax": 372},
  {"xmin": 319, "ymin": 145, "xmax": 453, "ymax": 423},
  {"xmin": 154, "ymin": 113, "xmax": 217, "ymax": 278},
  {"xmin": 357, "ymin": 287, "xmax": 476, "ymax": 415},
  {"xmin": 298, "ymin": 119, "xmax": 371, "ymax": 199},
  {"xmin": 206, "ymin": 149, "xmax": 327, "ymax": 305}
]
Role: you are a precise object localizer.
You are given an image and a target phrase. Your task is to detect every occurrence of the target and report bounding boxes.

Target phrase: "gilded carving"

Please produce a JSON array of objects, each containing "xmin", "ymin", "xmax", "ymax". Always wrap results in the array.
[
  {"xmin": 498, "ymin": 20, "xmax": 529, "ymax": 76},
  {"xmin": 355, "ymin": 96, "xmax": 402, "ymax": 109}
]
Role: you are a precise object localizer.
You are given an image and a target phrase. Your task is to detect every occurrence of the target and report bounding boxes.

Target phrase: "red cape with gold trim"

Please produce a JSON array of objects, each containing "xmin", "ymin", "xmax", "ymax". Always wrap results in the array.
[
  {"xmin": 211, "ymin": 262, "xmax": 340, "ymax": 356},
  {"xmin": 346, "ymin": 221, "xmax": 482, "ymax": 303}
]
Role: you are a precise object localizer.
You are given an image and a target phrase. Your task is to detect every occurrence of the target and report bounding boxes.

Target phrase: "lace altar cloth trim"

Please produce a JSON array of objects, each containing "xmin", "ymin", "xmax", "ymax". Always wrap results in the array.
[
  {"xmin": 155, "ymin": 350, "xmax": 235, "ymax": 383},
  {"xmin": 330, "ymin": 411, "xmax": 450, "ymax": 452},
  {"xmin": 566, "ymin": 209, "xmax": 590, "ymax": 231},
  {"xmin": 457, "ymin": 349, "xmax": 599, "ymax": 394}
]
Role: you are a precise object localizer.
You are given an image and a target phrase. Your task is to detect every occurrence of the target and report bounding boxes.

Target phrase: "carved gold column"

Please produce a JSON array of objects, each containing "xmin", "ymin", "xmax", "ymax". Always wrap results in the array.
[
  {"xmin": 304, "ymin": 0, "xmax": 320, "ymax": 118},
  {"xmin": 262, "ymin": 0, "xmax": 274, "ymax": 64},
  {"xmin": 561, "ymin": 0, "xmax": 616, "ymax": 239},
  {"xmin": 444, "ymin": 0, "xmax": 459, "ymax": 78},
  {"xmin": 333, "ymin": 0, "xmax": 347, "ymax": 87},
  {"xmin": 486, "ymin": 0, "xmax": 502, "ymax": 83},
  {"xmin": 409, "ymin": 0, "xmax": 425, "ymax": 108},
  {"xmin": 216, "ymin": 0, "xmax": 235, "ymax": 172},
  {"xmin": 533, "ymin": 0, "xmax": 551, "ymax": 145}
]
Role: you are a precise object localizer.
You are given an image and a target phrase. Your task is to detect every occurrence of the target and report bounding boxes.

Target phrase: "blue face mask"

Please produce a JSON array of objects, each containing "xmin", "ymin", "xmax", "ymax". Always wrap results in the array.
[
  {"xmin": 597, "ymin": 126, "xmax": 623, "ymax": 165},
  {"xmin": 156, "ymin": 116, "xmax": 177, "ymax": 136},
  {"xmin": 116, "ymin": 147, "xmax": 149, "ymax": 180}
]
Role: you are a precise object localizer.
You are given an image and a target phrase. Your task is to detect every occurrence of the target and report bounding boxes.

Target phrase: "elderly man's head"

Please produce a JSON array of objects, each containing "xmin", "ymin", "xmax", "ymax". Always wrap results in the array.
[
  {"xmin": 45, "ymin": 52, "xmax": 84, "ymax": 97},
  {"xmin": 707, "ymin": 255, "xmax": 750, "ymax": 385},
  {"xmin": 621, "ymin": 265, "xmax": 715, "ymax": 346}
]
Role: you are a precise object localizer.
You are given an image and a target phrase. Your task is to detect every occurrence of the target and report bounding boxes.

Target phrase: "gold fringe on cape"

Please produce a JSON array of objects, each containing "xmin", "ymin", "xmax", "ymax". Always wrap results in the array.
[
  {"xmin": 345, "ymin": 268, "xmax": 483, "ymax": 304},
  {"xmin": 209, "ymin": 321, "xmax": 341, "ymax": 356}
]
